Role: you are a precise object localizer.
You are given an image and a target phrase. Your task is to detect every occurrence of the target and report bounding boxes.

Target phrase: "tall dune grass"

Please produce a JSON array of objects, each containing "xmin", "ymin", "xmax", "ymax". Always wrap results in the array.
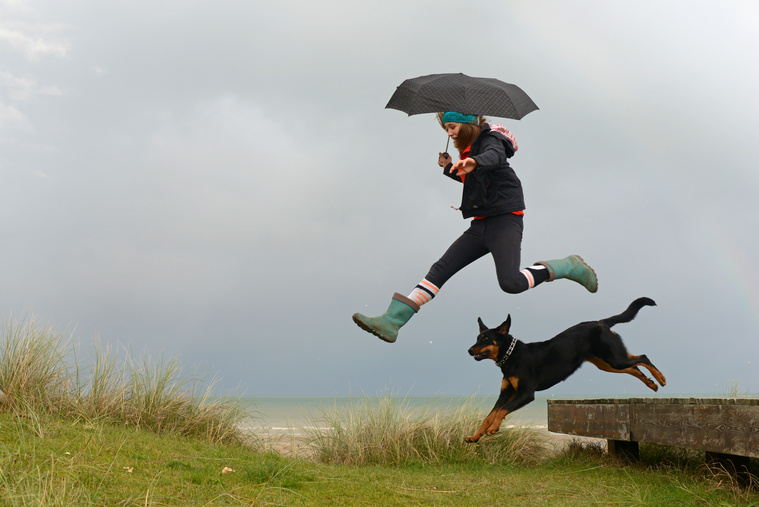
[
  {"xmin": 0, "ymin": 316, "xmax": 69, "ymax": 410},
  {"xmin": 302, "ymin": 393, "xmax": 548, "ymax": 466},
  {"xmin": 0, "ymin": 315, "xmax": 248, "ymax": 444},
  {"xmin": 717, "ymin": 380, "xmax": 755, "ymax": 398}
]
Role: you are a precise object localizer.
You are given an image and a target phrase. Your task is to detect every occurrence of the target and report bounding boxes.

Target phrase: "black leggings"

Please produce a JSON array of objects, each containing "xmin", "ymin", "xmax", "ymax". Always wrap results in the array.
[{"xmin": 424, "ymin": 213, "xmax": 529, "ymax": 294}]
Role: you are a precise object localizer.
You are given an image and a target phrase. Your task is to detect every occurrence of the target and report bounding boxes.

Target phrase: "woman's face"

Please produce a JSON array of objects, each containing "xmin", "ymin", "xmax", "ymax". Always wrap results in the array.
[{"xmin": 444, "ymin": 122, "xmax": 461, "ymax": 139}]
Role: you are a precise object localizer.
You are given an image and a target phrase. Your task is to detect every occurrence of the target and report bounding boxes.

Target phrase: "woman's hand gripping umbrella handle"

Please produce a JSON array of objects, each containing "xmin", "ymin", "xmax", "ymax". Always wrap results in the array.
[{"xmin": 438, "ymin": 136, "xmax": 452, "ymax": 168}]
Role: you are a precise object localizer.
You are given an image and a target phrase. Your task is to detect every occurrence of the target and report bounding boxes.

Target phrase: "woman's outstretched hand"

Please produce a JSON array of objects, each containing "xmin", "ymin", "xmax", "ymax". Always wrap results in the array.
[{"xmin": 451, "ymin": 158, "xmax": 477, "ymax": 177}]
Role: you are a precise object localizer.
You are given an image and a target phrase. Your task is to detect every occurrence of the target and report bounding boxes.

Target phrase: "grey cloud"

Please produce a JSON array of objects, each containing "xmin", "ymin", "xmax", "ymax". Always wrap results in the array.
[{"xmin": 1, "ymin": 1, "xmax": 757, "ymax": 397}]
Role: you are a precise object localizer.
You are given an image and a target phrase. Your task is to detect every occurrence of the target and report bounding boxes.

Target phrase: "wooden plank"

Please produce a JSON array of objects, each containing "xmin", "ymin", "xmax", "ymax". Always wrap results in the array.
[
  {"xmin": 631, "ymin": 400, "xmax": 759, "ymax": 458},
  {"xmin": 547, "ymin": 398, "xmax": 759, "ymax": 458},
  {"xmin": 547, "ymin": 400, "xmax": 629, "ymax": 440}
]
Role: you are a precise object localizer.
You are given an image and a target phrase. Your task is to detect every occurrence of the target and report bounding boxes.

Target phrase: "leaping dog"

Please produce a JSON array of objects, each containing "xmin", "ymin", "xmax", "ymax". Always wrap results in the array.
[{"xmin": 465, "ymin": 297, "xmax": 666, "ymax": 443}]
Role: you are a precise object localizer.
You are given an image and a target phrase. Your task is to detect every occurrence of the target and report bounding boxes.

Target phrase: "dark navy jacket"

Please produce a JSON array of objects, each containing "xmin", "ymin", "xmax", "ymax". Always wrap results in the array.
[{"xmin": 444, "ymin": 124, "xmax": 525, "ymax": 219}]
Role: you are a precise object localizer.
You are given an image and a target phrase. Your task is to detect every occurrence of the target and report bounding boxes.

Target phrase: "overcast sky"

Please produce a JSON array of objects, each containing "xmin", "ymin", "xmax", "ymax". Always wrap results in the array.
[{"xmin": 2, "ymin": 1, "xmax": 758, "ymax": 398}]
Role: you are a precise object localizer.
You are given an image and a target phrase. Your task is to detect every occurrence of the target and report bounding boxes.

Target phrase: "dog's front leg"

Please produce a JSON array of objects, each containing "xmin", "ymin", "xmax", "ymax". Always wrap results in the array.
[
  {"xmin": 485, "ymin": 389, "xmax": 535, "ymax": 436},
  {"xmin": 465, "ymin": 410, "xmax": 498, "ymax": 443},
  {"xmin": 465, "ymin": 380, "xmax": 515, "ymax": 443},
  {"xmin": 482, "ymin": 377, "xmax": 533, "ymax": 437}
]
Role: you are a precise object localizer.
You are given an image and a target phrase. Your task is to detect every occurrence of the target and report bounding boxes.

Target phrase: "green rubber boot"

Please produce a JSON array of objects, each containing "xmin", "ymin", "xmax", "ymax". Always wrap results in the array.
[
  {"xmin": 352, "ymin": 293, "xmax": 420, "ymax": 343},
  {"xmin": 534, "ymin": 255, "xmax": 598, "ymax": 293}
]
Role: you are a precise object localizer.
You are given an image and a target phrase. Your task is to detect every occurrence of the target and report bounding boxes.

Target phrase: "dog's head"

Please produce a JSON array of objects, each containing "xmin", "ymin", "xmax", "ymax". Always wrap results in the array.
[{"xmin": 468, "ymin": 315, "xmax": 512, "ymax": 361}]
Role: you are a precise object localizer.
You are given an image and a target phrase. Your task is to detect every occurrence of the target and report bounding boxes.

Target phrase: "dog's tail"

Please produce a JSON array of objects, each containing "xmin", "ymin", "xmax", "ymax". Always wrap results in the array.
[{"xmin": 600, "ymin": 297, "xmax": 656, "ymax": 328}]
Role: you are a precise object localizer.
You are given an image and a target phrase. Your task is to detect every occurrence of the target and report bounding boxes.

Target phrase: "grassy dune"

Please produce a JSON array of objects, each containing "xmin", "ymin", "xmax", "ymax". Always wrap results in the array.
[
  {"xmin": 1, "ymin": 316, "xmax": 757, "ymax": 505},
  {"xmin": 0, "ymin": 316, "xmax": 248, "ymax": 444},
  {"xmin": 301, "ymin": 392, "xmax": 549, "ymax": 467}
]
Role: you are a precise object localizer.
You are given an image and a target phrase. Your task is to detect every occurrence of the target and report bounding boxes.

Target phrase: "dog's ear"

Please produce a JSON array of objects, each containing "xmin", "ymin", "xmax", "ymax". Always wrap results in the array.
[
  {"xmin": 477, "ymin": 317, "xmax": 488, "ymax": 333},
  {"xmin": 497, "ymin": 315, "xmax": 511, "ymax": 335}
]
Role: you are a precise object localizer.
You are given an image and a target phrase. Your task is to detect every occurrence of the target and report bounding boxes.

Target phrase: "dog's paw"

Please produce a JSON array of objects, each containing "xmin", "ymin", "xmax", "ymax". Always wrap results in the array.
[
  {"xmin": 486, "ymin": 426, "xmax": 501, "ymax": 436},
  {"xmin": 464, "ymin": 435, "xmax": 480, "ymax": 443}
]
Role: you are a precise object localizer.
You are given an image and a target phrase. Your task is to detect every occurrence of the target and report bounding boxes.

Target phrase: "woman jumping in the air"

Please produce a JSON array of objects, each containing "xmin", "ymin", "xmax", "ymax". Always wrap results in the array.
[{"xmin": 353, "ymin": 111, "xmax": 597, "ymax": 343}]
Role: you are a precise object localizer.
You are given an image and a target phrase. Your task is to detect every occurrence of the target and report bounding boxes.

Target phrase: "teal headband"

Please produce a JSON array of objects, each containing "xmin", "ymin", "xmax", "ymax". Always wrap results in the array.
[{"xmin": 442, "ymin": 111, "xmax": 477, "ymax": 124}]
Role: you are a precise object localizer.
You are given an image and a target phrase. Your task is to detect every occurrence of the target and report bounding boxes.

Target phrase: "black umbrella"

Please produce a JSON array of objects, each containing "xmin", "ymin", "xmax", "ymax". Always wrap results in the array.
[{"xmin": 386, "ymin": 73, "xmax": 538, "ymax": 120}]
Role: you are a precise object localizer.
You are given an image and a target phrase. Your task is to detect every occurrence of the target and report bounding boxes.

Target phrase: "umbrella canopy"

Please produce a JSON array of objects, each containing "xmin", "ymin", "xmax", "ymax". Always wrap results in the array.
[{"xmin": 386, "ymin": 73, "xmax": 538, "ymax": 120}]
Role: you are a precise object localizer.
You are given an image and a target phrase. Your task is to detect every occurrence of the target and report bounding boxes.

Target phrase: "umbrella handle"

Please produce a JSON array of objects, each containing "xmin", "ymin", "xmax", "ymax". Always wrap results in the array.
[{"xmin": 443, "ymin": 136, "xmax": 450, "ymax": 158}]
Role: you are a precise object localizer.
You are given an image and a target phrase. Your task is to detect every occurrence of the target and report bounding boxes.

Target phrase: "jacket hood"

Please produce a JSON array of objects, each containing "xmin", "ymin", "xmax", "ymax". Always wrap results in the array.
[{"xmin": 483, "ymin": 123, "xmax": 518, "ymax": 157}]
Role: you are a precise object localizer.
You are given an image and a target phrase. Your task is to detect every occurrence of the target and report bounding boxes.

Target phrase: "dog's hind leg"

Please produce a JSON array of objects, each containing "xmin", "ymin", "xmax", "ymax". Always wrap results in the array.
[
  {"xmin": 587, "ymin": 357, "xmax": 660, "ymax": 391},
  {"xmin": 602, "ymin": 351, "xmax": 667, "ymax": 387},
  {"xmin": 629, "ymin": 354, "xmax": 667, "ymax": 386}
]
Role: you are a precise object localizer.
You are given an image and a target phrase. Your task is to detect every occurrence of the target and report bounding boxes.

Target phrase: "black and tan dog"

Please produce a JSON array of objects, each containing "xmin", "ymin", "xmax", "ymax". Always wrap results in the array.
[{"xmin": 465, "ymin": 297, "xmax": 666, "ymax": 443}]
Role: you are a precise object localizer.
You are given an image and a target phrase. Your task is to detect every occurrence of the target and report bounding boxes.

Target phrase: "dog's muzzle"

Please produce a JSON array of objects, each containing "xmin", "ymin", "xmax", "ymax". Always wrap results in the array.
[{"xmin": 468, "ymin": 346, "xmax": 488, "ymax": 361}]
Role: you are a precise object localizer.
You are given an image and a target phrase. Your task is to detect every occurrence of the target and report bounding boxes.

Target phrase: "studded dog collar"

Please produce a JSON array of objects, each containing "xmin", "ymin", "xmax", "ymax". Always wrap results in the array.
[{"xmin": 495, "ymin": 336, "xmax": 517, "ymax": 367}]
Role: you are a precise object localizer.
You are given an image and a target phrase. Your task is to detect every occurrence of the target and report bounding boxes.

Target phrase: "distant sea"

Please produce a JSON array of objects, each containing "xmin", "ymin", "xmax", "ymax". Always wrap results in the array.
[
  {"xmin": 241, "ymin": 393, "xmax": 708, "ymax": 435},
  {"xmin": 241, "ymin": 395, "xmax": 551, "ymax": 435}
]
